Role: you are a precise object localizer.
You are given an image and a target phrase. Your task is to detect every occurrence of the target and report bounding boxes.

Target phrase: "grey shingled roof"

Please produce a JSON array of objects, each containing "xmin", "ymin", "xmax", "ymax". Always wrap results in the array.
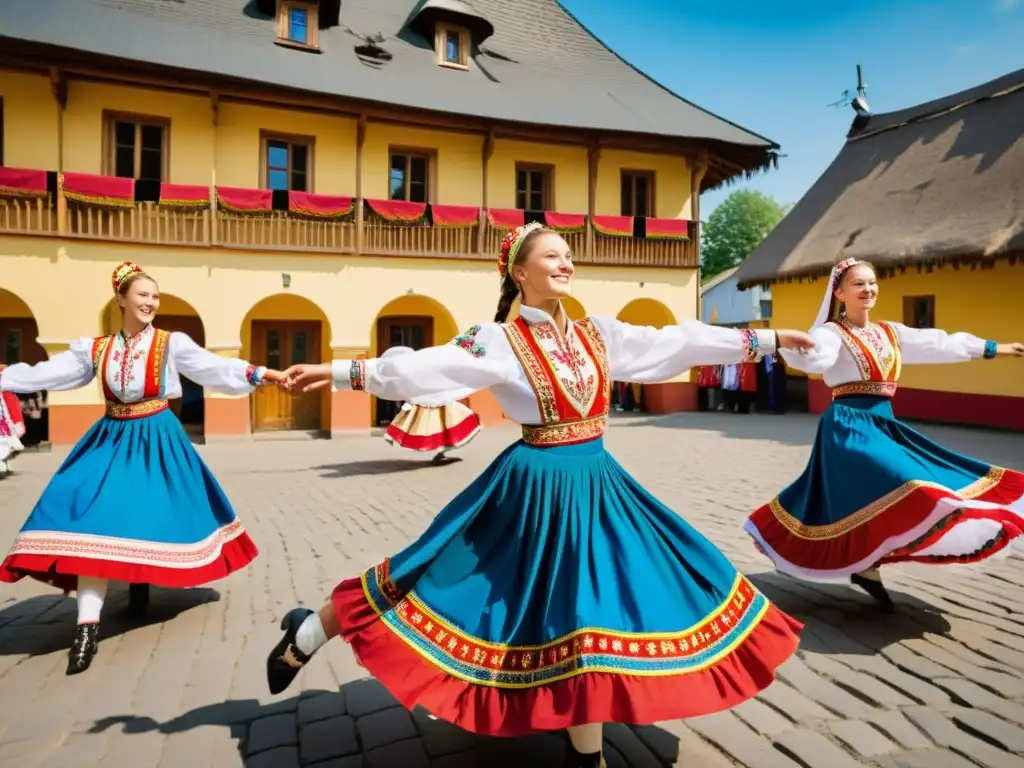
[
  {"xmin": 1, "ymin": 0, "xmax": 775, "ymax": 156},
  {"xmin": 735, "ymin": 68, "xmax": 1024, "ymax": 288}
]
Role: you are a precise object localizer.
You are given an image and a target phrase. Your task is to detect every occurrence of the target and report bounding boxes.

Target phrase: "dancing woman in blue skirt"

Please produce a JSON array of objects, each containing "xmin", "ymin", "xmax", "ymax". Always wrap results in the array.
[
  {"xmin": 746, "ymin": 259, "xmax": 1024, "ymax": 609},
  {"xmin": 265, "ymin": 224, "xmax": 815, "ymax": 766},
  {"xmin": 0, "ymin": 261, "xmax": 282, "ymax": 674}
]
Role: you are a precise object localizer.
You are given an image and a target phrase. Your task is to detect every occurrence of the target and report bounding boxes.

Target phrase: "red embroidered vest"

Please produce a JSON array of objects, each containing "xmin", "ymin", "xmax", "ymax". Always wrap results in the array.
[
  {"xmin": 829, "ymin": 320, "xmax": 903, "ymax": 399},
  {"xmin": 91, "ymin": 329, "xmax": 171, "ymax": 417},
  {"xmin": 502, "ymin": 316, "xmax": 610, "ymax": 446}
]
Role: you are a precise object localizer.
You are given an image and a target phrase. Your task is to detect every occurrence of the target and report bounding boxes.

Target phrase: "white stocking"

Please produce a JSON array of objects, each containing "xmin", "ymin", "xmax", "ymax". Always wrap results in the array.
[
  {"xmin": 567, "ymin": 723, "xmax": 603, "ymax": 754},
  {"xmin": 76, "ymin": 576, "xmax": 108, "ymax": 624}
]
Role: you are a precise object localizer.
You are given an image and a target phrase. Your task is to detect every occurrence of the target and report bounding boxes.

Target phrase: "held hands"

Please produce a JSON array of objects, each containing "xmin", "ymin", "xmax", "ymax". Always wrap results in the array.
[
  {"xmin": 996, "ymin": 342, "xmax": 1024, "ymax": 357},
  {"xmin": 280, "ymin": 363, "xmax": 333, "ymax": 394},
  {"xmin": 259, "ymin": 369, "xmax": 287, "ymax": 385},
  {"xmin": 775, "ymin": 329, "xmax": 818, "ymax": 353}
]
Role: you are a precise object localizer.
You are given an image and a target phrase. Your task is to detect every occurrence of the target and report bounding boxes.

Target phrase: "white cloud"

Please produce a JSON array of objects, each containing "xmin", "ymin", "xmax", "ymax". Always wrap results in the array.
[{"xmin": 994, "ymin": 0, "xmax": 1019, "ymax": 12}]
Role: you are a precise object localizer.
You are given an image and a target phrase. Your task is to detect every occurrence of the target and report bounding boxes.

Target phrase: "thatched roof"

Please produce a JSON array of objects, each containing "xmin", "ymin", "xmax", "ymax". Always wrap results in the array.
[{"xmin": 735, "ymin": 68, "xmax": 1024, "ymax": 288}]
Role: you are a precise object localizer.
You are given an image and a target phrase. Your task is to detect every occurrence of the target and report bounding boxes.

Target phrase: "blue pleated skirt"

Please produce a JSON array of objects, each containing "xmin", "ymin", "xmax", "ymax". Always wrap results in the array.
[
  {"xmin": 0, "ymin": 409, "xmax": 258, "ymax": 591},
  {"xmin": 335, "ymin": 437, "xmax": 802, "ymax": 735}
]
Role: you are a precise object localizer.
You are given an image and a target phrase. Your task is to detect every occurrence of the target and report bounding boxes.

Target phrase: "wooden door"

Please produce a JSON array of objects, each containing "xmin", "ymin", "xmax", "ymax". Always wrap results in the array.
[
  {"xmin": 375, "ymin": 316, "xmax": 433, "ymax": 426},
  {"xmin": 0, "ymin": 318, "xmax": 46, "ymax": 367},
  {"xmin": 251, "ymin": 321, "xmax": 322, "ymax": 431}
]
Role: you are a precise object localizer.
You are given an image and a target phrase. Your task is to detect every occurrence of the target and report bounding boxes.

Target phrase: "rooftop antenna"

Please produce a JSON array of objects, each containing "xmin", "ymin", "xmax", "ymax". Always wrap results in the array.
[{"xmin": 828, "ymin": 64, "xmax": 871, "ymax": 115}]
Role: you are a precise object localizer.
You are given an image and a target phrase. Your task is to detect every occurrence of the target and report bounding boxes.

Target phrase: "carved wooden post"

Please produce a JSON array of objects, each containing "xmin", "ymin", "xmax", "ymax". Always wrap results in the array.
[
  {"xmin": 355, "ymin": 114, "xmax": 367, "ymax": 253},
  {"xmin": 478, "ymin": 127, "xmax": 495, "ymax": 255}
]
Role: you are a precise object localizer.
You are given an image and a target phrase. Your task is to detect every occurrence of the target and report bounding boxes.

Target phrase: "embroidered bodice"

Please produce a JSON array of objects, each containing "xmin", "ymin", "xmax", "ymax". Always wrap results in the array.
[
  {"xmin": 0, "ymin": 326, "xmax": 258, "ymax": 402},
  {"xmin": 780, "ymin": 319, "xmax": 987, "ymax": 389},
  {"xmin": 332, "ymin": 304, "xmax": 779, "ymax": 429}
]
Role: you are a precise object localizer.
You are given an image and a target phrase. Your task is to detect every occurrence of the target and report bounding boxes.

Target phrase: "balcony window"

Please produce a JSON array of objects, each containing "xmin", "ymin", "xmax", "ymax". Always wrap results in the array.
[
  {"xmin": 276, "ymin": 1, "xmax": 319, "ymax": 51},
  {"xmin": 620, "ymin": 171, "xmax": 653, "ymax": 217},
  {"xmin": 104, "ymin": 114, "xmax": 169, "ymax": 182},
  {"xmin": 902, "ymin": 295, "xmax": 935, "ymax": 329},
  {"xmin": 262, "ymin": 134, "xmax": 312, "ymax": 191},
  {"xmin": 389, "ymin": 152, "xmax": 430, "ymax": 203},
  {"xmin": 515, "ymin": 164, "xmax": 552, "ymax": 211}
]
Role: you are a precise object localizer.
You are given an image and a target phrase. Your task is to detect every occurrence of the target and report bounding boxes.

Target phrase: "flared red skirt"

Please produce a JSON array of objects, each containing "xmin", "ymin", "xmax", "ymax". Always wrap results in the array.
[
  {"xmin": 384, "ymin": 402, "xmax": 481, "ymax": 453},
  {"xmin": 0, "ymin": 409, "xmax": 258, "ymax": 591},
  {"xmin": 745, "ymin": 396, "xmax": 1024, "ymax": 580},
  {"xmin": 333, "ymin": 436, "xmax": 801, "ymax": 736}
]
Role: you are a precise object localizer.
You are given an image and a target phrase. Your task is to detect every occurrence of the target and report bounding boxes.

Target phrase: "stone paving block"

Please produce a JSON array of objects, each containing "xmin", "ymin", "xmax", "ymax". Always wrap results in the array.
[
  {"xmin": 827, "ymin": 720, "xmax": 900, "ymax": 758},
  {"xmin": 646, "ymin": 721, "xmax": 735, "ymax": 768},
  {"xmin": 903, "ymin": 706, "xmax": 1024, "ymax": 768},
  {"xmin": 298, "ymin": 692, "xmax": 347, "ymax": 725},
  {"xmin": 299, "ymin": 716, "xmax": 359, "ymax": 764},
  {"xmin": 952, "ymin": 709, "xmax": 1024, "ymax": 753},
  {"xmin": 246, "ymin": 712, "xmax": 298, "ymax": 755},
  {"xmin": 245, "ymin": 746, "xmax": 301, "ymax": 768},
  {"xmin": 364, "ymin": 738, "xmax": 431, "ymax": 768},
  {"xmin": 873, "ymin": 748, "xmax": 981, "ymax": 768},
  {"xmin": 801, "ymin": 652, "xmax": 917, "ymax": 708},
  {"xmin": 773, "ymin": 729, "xmax": 869, "ymax": 768},
  {"xmin": 688, "ymin": 712, "xmax": 801, "ymax": 768},
  {"xmin": 776, "ymin": 656, "xmax": 875, "ymax": 719},
  {"xmin": 756, "ymin": 681, "xmax": 834, "ymax": 723},
  {"xmin": 732, "ymin": 697, "xmax": 796, "ymax": 736},
  {"xmin": 862, "ymin": 710, "xmax": 933, "ymax": 751},
  {"xmin": 357, "ymin": 706, "xmax": 418, "ymax": 752},
  {"xmin": 931, "ymin": 677, "xmax": 1024, "ymax": 726},
  {"xmin": 412, "ymin": 708, "xmax": 476, "ymax": 757},
  {"xmin": 341, "ymin": 679, "xmax": 401, "ymax": 718}
]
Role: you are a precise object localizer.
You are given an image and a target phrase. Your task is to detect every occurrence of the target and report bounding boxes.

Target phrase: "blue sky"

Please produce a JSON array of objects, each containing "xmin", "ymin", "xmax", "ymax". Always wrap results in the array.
[{"xmin": 560, "ymin": 0, "xmax": 1024, "ymax": 217}]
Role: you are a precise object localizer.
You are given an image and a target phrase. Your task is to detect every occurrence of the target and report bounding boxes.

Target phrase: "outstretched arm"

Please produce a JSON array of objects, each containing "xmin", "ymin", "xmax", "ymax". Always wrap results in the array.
[
  {"xmin": 0, "ymin": 338, "xmax": 96, "ymax": 393},
  {"xmin": 285, "ymin": 324, "xmax": 516, "ymax": 405},
  {"xmin": 778, "ymin": 325, "xmax": 844, "ymax": 375},
  {"xmin": 889, "ymin": 322, "xmax": 1023, "ymax": 364},
  {"xmin": 170, "ymin": 333, "xmax": 284, "ymax": 394},
  {"xmin": 591, "ymin": 317, "xmax": 816, "ymax": 384}
]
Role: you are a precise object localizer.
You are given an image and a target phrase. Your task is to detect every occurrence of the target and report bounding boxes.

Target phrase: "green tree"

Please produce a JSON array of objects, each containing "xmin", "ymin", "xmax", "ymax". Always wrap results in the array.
[{"xmin": 701, "ymin": 190, "xmax": 785, "ymax": 279}]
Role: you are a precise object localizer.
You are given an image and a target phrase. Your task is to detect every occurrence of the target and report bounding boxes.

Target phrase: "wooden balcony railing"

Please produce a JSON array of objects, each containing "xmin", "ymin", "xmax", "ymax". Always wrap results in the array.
[{"xmin": 0, "ymin": 178, "xmax": 699, "ymax": 269}]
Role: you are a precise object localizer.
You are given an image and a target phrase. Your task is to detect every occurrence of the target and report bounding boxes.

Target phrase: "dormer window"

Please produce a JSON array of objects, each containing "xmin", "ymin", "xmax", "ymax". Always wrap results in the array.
[
  {"xmin": 276, "ymin": 1, "xmax": 320, "ymax": 51},
  {"xmin": 437, "ymin": 23, "xmax": 469, "ymax": 69}
]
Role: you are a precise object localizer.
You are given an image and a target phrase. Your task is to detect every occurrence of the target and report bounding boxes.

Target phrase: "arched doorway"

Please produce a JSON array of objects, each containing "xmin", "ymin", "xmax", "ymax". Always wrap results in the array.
[
  {"xmin": 0, "ymin": 289, "xmax": 48, "ymax": 445},
  {"xmin": 101, "ymin": 293, "xmax": 207, "ymax": 432},
  {"xmin": 371, "ymin": 294, "xmax": 457, "ymax": 426},
  {"xmin": 616, "ymin": 299, "xmax": 677, "ymax": 412},
  {"xmin": 242, "ymin": 294, "xmax": 331, "ymax": 433}
]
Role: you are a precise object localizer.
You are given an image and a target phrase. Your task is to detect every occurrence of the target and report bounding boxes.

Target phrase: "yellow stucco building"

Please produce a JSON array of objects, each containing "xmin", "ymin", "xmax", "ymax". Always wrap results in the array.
[
  {"xmin": 0, "ymin": 0, "xmax": 779, "ymax": 444},
  {"xmin": 736, "ymin": 69, "xmax": 1024, "ymax": 430}
]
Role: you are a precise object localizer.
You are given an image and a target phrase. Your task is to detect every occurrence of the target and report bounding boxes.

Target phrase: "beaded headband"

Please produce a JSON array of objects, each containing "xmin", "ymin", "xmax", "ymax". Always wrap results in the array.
[
  {"xmin": 498, "ymin": 222, "xmax": 545, "ymax": 282},
  {"xmin": 832, "ymin": 257, "xmax": 859, "ymax": 287},
  {"xmin": 112, "ymin": 260, "xmax": 145, "ymax": 293}
]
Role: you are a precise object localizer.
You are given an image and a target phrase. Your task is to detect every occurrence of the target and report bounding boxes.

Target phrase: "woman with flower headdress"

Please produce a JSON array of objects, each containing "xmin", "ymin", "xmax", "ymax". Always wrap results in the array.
[
  {"xmin": 264, "ymin": 224, "xmax": 818, "ymax": 767},
  {"xmin": 745, "ymin": 258, "xmax": 1024, "ymax": 610},
  {"xmin": 0, "ymin": 261, "xmax": 282, "ymax": 675},
  {"xmin": 383, "ymin": 397, "xmax": 482, "ymax": 464}
]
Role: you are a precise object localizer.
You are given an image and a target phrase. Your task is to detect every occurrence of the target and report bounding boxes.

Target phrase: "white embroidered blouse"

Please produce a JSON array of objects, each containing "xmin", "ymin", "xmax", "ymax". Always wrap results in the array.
[
  {"xmin": 330, "ymin": 305, "xmax": 779, "ymax": 425},
  {"xmin": 781, "ymin": 320, "xmax": 988, "ymax": 386},
  {"xmin": 0, "ymin": 326, "xmax": 258, "ymax": 400}
]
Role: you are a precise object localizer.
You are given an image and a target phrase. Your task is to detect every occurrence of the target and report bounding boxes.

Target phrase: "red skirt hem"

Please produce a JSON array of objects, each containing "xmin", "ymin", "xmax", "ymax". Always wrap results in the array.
[
  {"xmin": 0, "ymin": 532, "xmax": 258, "ymax": 592},
  {"xmin": 385, "ymin": 413, "xmax": 481, "ymax": 452},
  {"xmin": 749, "ymin": 469, "xmax": 1024, "ymax": 572},
  {"xmin": 331, "ymin": 576, "xmax": 802, "ymax": 736}
]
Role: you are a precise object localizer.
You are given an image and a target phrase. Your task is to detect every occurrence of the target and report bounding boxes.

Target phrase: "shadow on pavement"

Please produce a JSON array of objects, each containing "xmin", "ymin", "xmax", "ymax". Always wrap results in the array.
[
  {"xmin": 315, "ymin": 458, "xmax": 464, "ymax": 479},
  {"xmin": 0, "ymin": 586, "xmax": 219, "ymax": 657},
  {"xmin": 88, "ymin": 677, "xmax": 681, "ymax": 767},
  {"xmin": 609, "ymin": 412, "xmax": 817, "ymax": 448},
  {"xmin": 748, "ymin": 571, "xmax": 952, "ymax": 654}
]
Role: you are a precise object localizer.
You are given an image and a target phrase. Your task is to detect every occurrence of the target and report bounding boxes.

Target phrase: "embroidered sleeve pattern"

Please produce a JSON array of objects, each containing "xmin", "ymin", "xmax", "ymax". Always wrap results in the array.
[
  {"xmin": 984, "ymin": 340, "xmax": 998, "ymax": 360},
  {"xmin": 349, "ymin": 360, "xmax": 367, "ymax": 391},
  {"xmin": 451, "ymin": 325, "xmax": 487, "ymax": 358},
  {"xmin": 740, "ymin": 329, "xmax": 762, "ymax": 362}
]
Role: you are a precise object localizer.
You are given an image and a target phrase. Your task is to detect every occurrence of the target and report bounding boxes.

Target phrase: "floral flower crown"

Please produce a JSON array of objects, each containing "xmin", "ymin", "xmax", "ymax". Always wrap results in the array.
[
  {"xmin": 497, "ymin": 222, "xmax": 545, "ymax": 282},
  {"xmin": 832, "ymin": 257, "xmax": 859, "ymax": 287},
  {"xmin": 112, "ymin": 260, "xmax": 144, "ymax": 293}
]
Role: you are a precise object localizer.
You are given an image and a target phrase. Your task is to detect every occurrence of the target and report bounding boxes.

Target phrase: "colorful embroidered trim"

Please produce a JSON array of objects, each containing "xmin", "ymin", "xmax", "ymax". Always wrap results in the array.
[
  {"xmin": 502, "ymin": 319, "xmax": 560, "ymax": 423},
  {"xmin": 740, "ymin": 329, "xmax": 761, "ymax": 362},
  {"xmin": 7, "ymin": 519, "xmax": 246, "ymax": 565},
  {"xmin": 450, "ymin": 326, "xmax": 486, "ymax": 357},
  {"xmin": 769, "ymin": 466, "xmax": 1006, "ymax": 540},
  {"xmin": 362, "ymin": 569, "xmax": 767, "ymax": 686},
  {"xmin": 145, "ymin": 329, "xmax": 170, "ymax": 399},
  {"xmin": 247, "ymin": 365, "xmax": 266, "ymax": 386},
  {"xmin": 831, "ymin": 381, "xmax": 898, "ymax": 399},
  {"xmin": 349, "ymin": 360, "xmax": 366, "ymax": 391},
  {"xmin": 521, "ymin": 415, "xmax": 607, "ymax": 446},
  {"xmin": 105, "ymin": 399, "xmax": 169, "ymax": 420},
  {"xmin": 984, "ymin": 340, "xmax": 997, "ymax": 360}
]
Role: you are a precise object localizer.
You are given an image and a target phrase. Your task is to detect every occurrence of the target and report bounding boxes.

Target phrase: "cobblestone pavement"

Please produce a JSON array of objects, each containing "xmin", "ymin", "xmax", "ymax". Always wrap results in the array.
[{"xmin": 1, "ymin": 412, "xmax": 1023, "ymax": 767}]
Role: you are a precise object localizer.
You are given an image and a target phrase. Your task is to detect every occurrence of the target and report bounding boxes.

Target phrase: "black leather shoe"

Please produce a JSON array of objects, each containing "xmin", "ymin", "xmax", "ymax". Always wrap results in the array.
[
  {"xmin": 851, "ymin": 573, "xmax": 895, "ymax": 611},
  {"xmin": 266, "ymin": 607, "xmax": 314, "ymax": 695},
  {"xmin": 127, "ymin": 583, "xmax": 150, "ymax": 614},
  {"xmin": 564, "ymin": 741, "xmax": 605, "ymax": 768},
  {"xmin": 67, "ymin": 623, "xmax": 99, "ymax": 676}
]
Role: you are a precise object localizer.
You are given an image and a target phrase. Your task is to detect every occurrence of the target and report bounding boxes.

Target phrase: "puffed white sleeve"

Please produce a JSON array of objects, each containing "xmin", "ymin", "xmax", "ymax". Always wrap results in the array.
[
  {"xmin": 779, "ymin": 325, "xmax": 843, "ymax": 375},
  {"xmin": 888, "ymin": 322, "xmax": 988, "ymax": 364},
  {"xmin": 169, "ymin": 332, "xmax": 258, "ymax": 395},
  {"xmin": 331, "ymin": 323, "xmax": 516, "ymax": 406},
  {"xmin": 590, "ymin": 316, "xmax": 778, "ymax": 383},
  {"xmin": 0, "ymin": 337, "xmax": 95, "ymax": 393}
]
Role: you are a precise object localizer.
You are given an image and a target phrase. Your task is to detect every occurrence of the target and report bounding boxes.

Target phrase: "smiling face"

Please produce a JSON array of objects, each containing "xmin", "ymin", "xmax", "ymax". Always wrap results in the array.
[
  {"xmin": 117, "ymin": 275, "xmax": 161, "ymax": 328},
  {"xmin": 510, "ymin": 231, "xmax": 574, "ymax": 302},
  {"xmin": 834, "ymin": 263, "xmax": 878, "ymax": 314}
]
